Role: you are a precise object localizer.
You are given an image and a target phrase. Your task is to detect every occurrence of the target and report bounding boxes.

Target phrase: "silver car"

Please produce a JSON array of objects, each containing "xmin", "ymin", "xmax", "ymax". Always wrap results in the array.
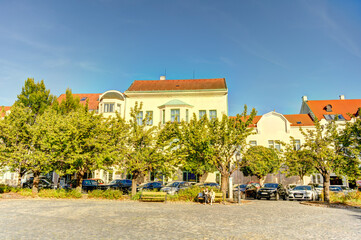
[
  {"xmin": 288, "ymin": 185, "xmax": 318, "ymax": 201},
  {"xmin": 160, "ymin": 181, "xmax": 192, "ymax": 195}
]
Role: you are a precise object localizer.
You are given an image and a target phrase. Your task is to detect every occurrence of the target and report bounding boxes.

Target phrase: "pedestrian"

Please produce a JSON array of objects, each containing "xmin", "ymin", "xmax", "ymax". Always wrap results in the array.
[
  {"xmin": 209, "ymin": 189, "xmax": 215, "ymax": 205},
  {"xmin": 203, "ymin": 187, "xmax": 209, "ymax": 204}
]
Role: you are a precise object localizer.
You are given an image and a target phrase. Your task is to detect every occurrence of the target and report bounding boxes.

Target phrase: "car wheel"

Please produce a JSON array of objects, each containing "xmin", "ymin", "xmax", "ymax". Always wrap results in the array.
[
  {"xmin": 256, "ymin": 196, "xmax": 261, "ymax": 200},
  {"xmin": 283, "ymin": 195, "xmax": 287, "ymax": 201},
  {"xmin": 267, "ymin": 197, "xmax": 270, "ymax": 200}
]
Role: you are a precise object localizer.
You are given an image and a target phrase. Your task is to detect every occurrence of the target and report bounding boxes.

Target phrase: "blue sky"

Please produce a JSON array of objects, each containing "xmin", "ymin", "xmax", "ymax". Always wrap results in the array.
[{"xmin": 0, "ymin": 0, "xmax": 360, "ymax": 116}]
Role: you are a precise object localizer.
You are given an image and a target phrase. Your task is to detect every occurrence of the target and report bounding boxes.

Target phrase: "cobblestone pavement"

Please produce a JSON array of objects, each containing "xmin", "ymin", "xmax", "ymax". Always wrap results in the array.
[{"xmin": 0, "ymin": 199, "xmax": 360, "ymax": 240}]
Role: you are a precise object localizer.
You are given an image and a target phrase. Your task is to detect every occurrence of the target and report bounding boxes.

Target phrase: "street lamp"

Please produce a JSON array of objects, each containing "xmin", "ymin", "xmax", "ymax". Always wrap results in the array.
[{"xmin": 236, "ymin": 151, "xmax": 241, "ymax": 204}]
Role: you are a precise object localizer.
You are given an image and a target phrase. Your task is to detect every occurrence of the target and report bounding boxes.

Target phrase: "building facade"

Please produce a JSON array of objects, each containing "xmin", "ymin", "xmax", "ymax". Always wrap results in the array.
[{"xmin": 57, "ymin": 77, "xmax": 228, "ymax": 183}]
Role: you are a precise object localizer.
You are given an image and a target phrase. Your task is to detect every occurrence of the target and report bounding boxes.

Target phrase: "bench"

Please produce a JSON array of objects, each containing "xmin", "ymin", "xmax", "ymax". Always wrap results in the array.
[
  {"xmin": 197, "ymin": 192, "xmax": 224, "ymax": 203},
  {"xmin": 140, "ymin": 191, "xmax": 167, "ymax": 202}
]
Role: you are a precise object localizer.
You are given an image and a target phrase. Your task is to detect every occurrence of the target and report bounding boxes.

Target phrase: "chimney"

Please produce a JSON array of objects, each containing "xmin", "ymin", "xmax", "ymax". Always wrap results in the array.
[
  {"xmin": 160, "ymin": 76, "xmax": 166, "ymax": 80},
  {"xmin": 339, "ymin": 95, "xmax": 345, "ymax": 100},
  {"xmin": 302, "ymin": 96, "xmax": 308, "ymax": 102}
]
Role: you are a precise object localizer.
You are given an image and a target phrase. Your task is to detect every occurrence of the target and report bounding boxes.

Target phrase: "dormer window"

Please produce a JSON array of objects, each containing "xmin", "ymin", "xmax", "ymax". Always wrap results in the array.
[
  {"xmin": 80, "ymin": 97, "xmax": 87, "ymax": 101},
  {"xmin": 325, "ymin": 104, "xmax": 332, "ymax": 112},
  {"xmin": 296, "ymin": 121, "xmax": 302, "ymax": 124},
  {"xmin": 323, "ymin": 114, "xmax": 345, "ymax": 121}
]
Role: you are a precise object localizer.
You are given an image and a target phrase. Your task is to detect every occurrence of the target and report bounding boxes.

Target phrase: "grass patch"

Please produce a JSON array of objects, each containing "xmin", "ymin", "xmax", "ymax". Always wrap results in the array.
[
  {"xmin": 18, "ymin": 188, "xmax": 34, "ymax": 197},
  {"xmin": 38, "ymin": 189, "xmax": 82, "ymax": 199},
  {"xmin": 88, "ymin": 189, "xmax": 124, "ymax": 200},
  {"xmin": 330, "ymin": 191, "xmax": 361, "ymax": 206}
]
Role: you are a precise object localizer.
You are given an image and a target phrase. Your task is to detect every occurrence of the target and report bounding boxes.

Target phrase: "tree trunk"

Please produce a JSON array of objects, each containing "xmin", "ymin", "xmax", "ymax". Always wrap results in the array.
[
  {"xmin": 220, "ymin": 173, "xmax": 229, "ymax": 202},
  {"xmin": 131, "ymin": 176, "xmax": 138, "ymax": 196},
  {"xmin": 300, "ymin": 175, "xmax": 305, "ymax": 185},
  {"xmin": 32, "ymin": 172, "xmax": 40, "ymax": 194},
  {"xmin": 259, "ymin": 176, "xmax": 265, "ymax": 186},
  {"xmin": 17, "ymin": 167, "xmax": 24, "ymax": 188},
  {"xmin": 76, "ymin": 172, "xmax": 84, "ymax": 192},
  {"xmin": 322, "ymin": 173, "xmax": 331, "ymax": 203}
]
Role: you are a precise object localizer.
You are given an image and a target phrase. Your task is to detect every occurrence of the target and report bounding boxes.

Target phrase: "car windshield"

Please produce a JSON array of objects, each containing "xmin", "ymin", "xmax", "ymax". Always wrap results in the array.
[
  {"xmin": 236, "ymin": 184, "xmax": 247, "ymax": 188},
  {"xmin": 109, "ymin": 180, "xmax": 120, "ymax": 184},
  {"xmin": 166, "ymin": 182, "xmax": 180, "ymax": 187},
  {"xmin": 293, "ymin": 186, "xmax": 311, "ymax": 191},
  {"xmin": 264, "ymin": 183, "xmax": 278, "ymax": 188}
]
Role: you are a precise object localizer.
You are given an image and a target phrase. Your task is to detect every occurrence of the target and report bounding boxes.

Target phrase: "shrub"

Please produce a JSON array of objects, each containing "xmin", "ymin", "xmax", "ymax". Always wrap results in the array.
[
  {"xmin": 88, "ymin": 189, "xmax": 123, "ymax": 200},
  {"xmin": 0, "ymin": 184, "xmax": 16, "ymax": 193},
  {"xmin": 131, "ymin": 191, "xmax": 142, "ymax": 200},
  {"xmin": 66, "ymin": 189, "xmax": 82, "ymax": 198},
  {"xmin": 169, "ymin": 186, "xmax": 220, "ymax": 202},
  {"xmin": 88, "ymin": 189, "xmax": 103, "ymax": 198},
  {"xmin": 38, "ymin": 189, "xmax": 82, "ymax": 199},
  {"xmin": 18, "ymin": 188, "xmax": 34, "ymax": 197}
]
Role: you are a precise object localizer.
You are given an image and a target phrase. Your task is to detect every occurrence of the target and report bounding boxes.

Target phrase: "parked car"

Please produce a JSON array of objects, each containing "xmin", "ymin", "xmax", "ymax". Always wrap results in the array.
[
  {"xmin": 160, "ymin": 181, "xmax": 193, "ymax": 195},
  {"xmin": 256, "ymin": 183, "xmax": 288, "ymax": 200},
  {"xmin": 233, "ymin": 184, "xmax": 258, "ymax": 200},
  {"xmin": 288, "ymin": 185, "xmax": 318, "ymax": 201},
  {"xmin": 196, "ymin": 182, "xmax": 220, "ymax": 189},
  {"xmin": 137, "ymin": 181, "xmax": 163, "ymax": 191},
  {"xmin": 23, "ymin": 178, "xmax": 53, "ymax": 189},
  {"xmin": 98, "ymin": 179, "xmax": 133, "ymax": 193},
  {"xmin": 89, "ymin": 178, "xmax": 105, "ymax": 185},
  {"xmin": 82, "ymin": 179, "xmax": 99, "ymax": 192},
  {"xmin": 329, "ymin": 186, "xmax": 343, "ymax": 193}
]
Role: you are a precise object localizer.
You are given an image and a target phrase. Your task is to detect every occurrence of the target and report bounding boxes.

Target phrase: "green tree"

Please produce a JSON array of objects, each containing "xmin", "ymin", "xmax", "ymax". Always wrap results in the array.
[
  {"xmin": 178, "ymin": 115, "xmax": 216, "ymax": 177},
  {"xmin": 123, "ymin": 102, "xmax": 180, "ymax": 196},
  {"xmin": 0, "ymin": 78, "xmax": 56, "ymax": 191},
  {"xmin": 15, "ymin": 78, "xmax": 56, "ymax": 118},
  {"xmin": 242, "ymin": 146, "xmax": 280, "ymax": 186},
  {"xmin": 0, "ymin": 105, "xmax": 33, "ymax": 187},
  {"xmin": 283, "ymin": 138, "xmax": 314, "ymax": 184},
  {"xmin": 178, "ymin": 105, "xmax": 256, "ymax": 199},
  {"xmin": 55, "ymin": 88, "xmax": 84, "ymax": 115},
  {"xmin": 300, "ymin": 120, "xmax": 360, "ymax": 203},
  {"xmin": 57, "ymin": 108, "xmax": 115, "ymax": 191}
]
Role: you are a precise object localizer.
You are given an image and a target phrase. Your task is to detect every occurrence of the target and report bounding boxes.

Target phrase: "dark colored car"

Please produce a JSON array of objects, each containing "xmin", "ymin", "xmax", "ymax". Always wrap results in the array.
[
  {"xmin": 99, "ymin": 179, "xmax": 133, "ymax": 193},
  {"xmin": 137, "ymin": 181, "xmax": 163, "ymax": 191},
  {"xmin": 234, "ymin": 184, "xmax": 258, "ymax": 199},
  {"xmin": 257, "ymin": 183, "xmax": 288, "ymax": 200},
  {"xmin": 82, "ymin": 179, "xmax": 99, "ymax": 192},
  {"xmin": 89, "ymin": 178, "xmax": 105, "ymax": 185}
]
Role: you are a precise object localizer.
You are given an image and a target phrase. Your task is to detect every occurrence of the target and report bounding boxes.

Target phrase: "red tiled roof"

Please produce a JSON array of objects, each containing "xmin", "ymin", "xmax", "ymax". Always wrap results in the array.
[
  {"xmin": 126, "ymin": 78, "xmax": 227, "ymax": 92},
  {"xmin": 0, "ymin": 106, "xmax": 11, "ymax": 117},
  {"xmin": 229, "ymin": 114, "xmax": 313, "ymax": 127},
  {"xmin": 284, "ymin": 114, "xmax": 314, "ymax": 126},
  {"xmin": 306, "ymin": 99, "xmax": 361, "ymax": 121},
  {"xmin": 57, "ymin": 93, "xmax": 101, "ymax": 110}
]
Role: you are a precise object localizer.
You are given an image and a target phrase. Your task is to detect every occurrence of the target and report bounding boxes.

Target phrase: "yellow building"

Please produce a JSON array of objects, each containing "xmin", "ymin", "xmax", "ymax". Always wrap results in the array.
[{"xmin": 58, "ymin": 77, "xmax": 228, "ymax": 183}]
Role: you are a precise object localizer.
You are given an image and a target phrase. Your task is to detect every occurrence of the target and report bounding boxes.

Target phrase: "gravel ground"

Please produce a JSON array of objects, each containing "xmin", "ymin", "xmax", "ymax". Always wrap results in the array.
[{"xmin": 0, "ymin": 199, "xmax": 360, "ymax": 240}]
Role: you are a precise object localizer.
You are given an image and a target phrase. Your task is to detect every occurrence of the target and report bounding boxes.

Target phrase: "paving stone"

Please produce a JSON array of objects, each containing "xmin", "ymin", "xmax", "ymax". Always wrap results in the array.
[{"xmin": 0, "ymin": 199, "xmax": 360, "ymax": 239}]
